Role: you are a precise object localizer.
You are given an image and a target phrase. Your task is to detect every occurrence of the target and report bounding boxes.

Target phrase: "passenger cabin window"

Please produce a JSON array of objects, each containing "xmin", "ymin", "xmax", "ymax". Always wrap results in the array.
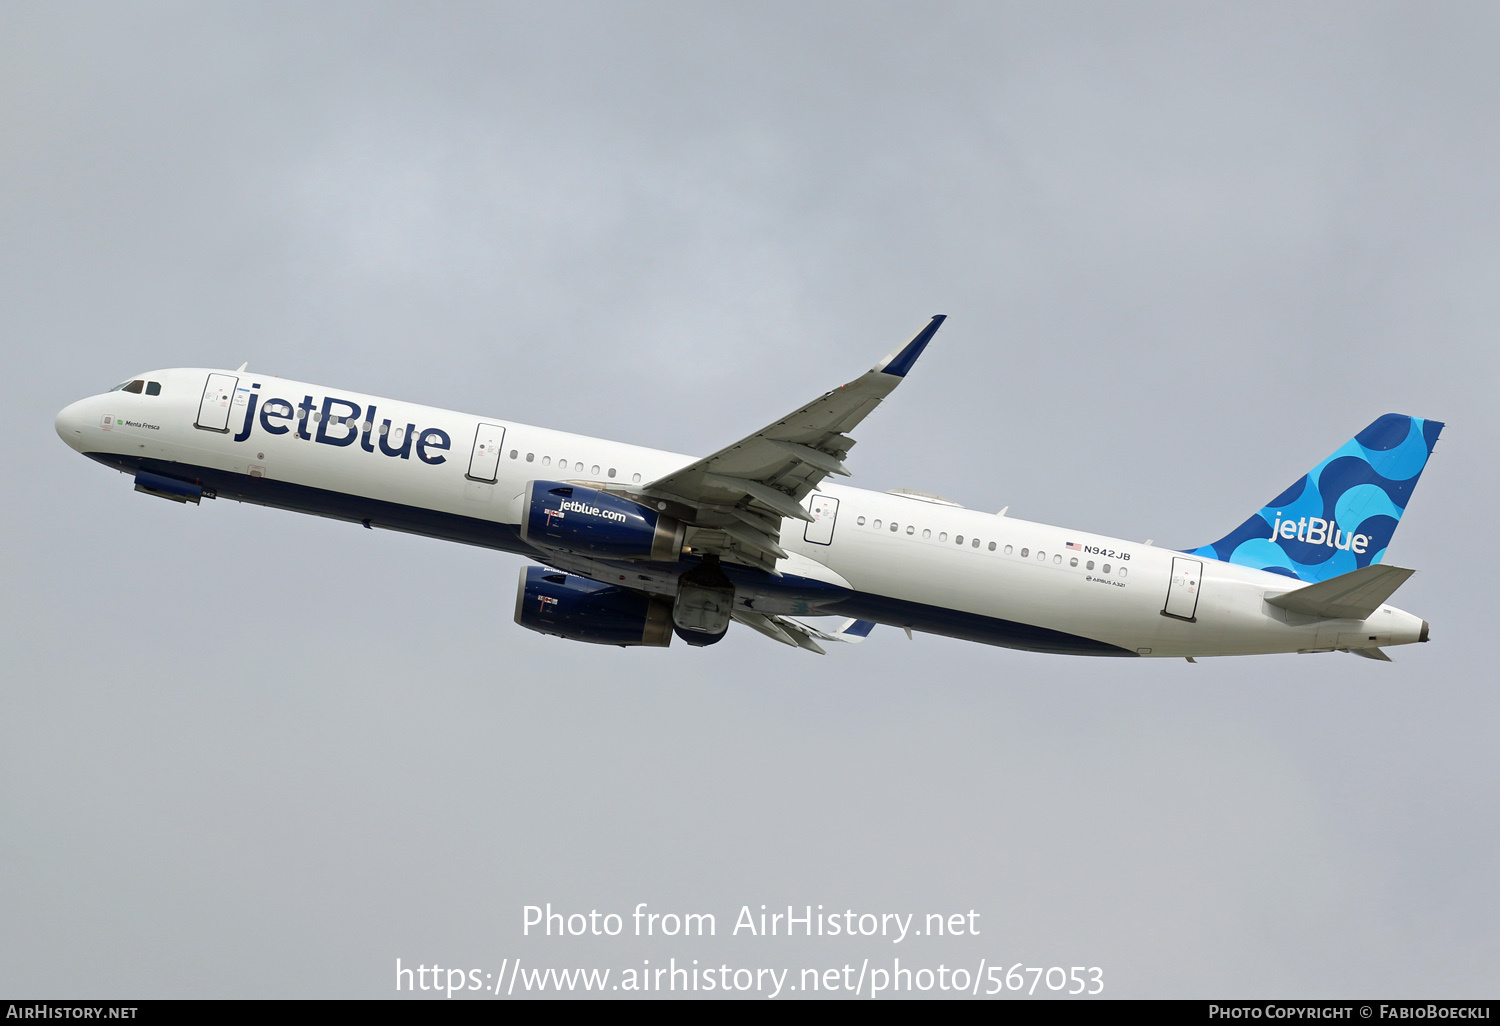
[
  {"xmin": 1020, "ymin": 548, "xmax": 1029, "ymax": 557},
  {"xmin": 145, "ymin": 381, "xmax": 161, "ymax": 396},
  {"xmin": 923, "ymin": 529, "xmax": 931, "ymax": 539},
  {"xmin": 857, "ymin": 516, "xmax": 866, "ymax": 526},
  {"xmin": 1070, "ymin": 557, "xmax": 1078, "ymax": 567},
  {"xmin": 972, "ymin": 538, "xmax": 980, "ymax": 548},
  {"xmin": 632, "ymin": 473, "xmax": 641, "ymax": 483},
  {"xmin": 955, "ymin": 535, "xmax": 964, "ymax": 545},
  {"xmin": 988, "ymin": 542, "xmax": 996, "ymax": 551},
  {"xmin": 1005, "ymin": 544, "xmax": 1013, "ymax": 555}
]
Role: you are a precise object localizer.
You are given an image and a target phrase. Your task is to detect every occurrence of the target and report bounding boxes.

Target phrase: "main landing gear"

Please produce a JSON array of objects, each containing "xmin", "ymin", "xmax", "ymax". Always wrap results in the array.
[{"xmin": 672, "ymin": 555, "xmax": 734, "ymax": 647}]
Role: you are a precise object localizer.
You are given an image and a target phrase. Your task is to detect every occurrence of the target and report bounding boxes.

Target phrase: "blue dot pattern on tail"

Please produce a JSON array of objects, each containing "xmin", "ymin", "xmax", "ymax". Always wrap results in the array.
[{"xmin": 1188, "ymin": 414, "xmax": 1444, "ymax": 583}]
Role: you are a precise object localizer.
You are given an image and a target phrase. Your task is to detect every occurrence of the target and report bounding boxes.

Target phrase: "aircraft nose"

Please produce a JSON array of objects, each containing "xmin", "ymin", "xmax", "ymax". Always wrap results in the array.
[{"xmin": 55, "ymin": 400, "xmax": 90, "ymax": 451}]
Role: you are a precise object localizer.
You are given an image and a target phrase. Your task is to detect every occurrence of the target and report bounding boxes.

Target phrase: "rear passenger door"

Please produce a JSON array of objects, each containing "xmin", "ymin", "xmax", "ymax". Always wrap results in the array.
[{"xmin": 1162, "ymin": 557, "xmax": 1202, "ymax": 622}]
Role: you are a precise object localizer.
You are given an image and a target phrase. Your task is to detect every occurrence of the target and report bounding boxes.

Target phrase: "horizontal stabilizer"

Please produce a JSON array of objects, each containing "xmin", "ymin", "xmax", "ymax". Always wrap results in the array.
[{"xmin": 1265, "ymin": 563, "xmax": 1415, "ymax": 620}]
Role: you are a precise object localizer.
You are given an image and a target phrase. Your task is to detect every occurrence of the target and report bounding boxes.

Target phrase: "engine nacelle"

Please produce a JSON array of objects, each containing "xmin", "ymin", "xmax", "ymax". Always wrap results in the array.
[
  {"xmin": 133, "ymin": 469, "xmax": 203, "ymax": 504},
  {"xmin": 514, "ymin": 566, "xmax": 673, "ymax": 647},
  {"xmin": 520, "ymin": 481, "xmax": 684, "ymax": 561}
]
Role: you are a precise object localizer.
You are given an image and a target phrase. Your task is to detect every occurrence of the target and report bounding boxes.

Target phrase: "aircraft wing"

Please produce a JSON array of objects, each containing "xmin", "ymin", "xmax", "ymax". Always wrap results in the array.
[
  {"xmin": 731, "ymin": 612, "xmax": 878, "ymax": 655},
  {"xmin": 640, "ymin": 316, "xmax": 945, "ymax": 572}
]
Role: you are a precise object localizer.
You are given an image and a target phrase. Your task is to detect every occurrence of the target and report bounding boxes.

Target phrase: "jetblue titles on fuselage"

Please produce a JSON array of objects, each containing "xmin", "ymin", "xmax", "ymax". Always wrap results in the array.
[{"xmin": 230, "ymin": 384, "xmax": 452, "ymax": 465}]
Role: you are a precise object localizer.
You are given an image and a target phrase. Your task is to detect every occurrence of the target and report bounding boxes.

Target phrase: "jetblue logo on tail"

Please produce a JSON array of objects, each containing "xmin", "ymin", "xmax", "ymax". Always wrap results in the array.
[
  {"xmin": 1267, "ymin": 514, "xmax": 1369, "ymax": 553},
  {"xmin": 1191, "ymin": 414, "xmax": 1443, "ymax": 583}
]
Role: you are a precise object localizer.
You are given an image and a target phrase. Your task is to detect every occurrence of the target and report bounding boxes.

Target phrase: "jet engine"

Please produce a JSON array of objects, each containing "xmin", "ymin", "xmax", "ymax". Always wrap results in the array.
[
  {"xmin": 520, "ymin": 481, "xmax": 684, "ymax": 561},
  {"xmin": 514, "ymin": 566, "xmax": 673, "ymax": 647}
]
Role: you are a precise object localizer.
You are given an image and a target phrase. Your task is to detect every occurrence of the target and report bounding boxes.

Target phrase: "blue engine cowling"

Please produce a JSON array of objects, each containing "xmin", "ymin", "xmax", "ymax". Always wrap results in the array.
[
  {"xmin": 520, "ymin": 481, "xmax": 684, "ymax": 560},
  {"xmin": 514, "ymin": 566, "xmax": 673, "ymax": 647}
]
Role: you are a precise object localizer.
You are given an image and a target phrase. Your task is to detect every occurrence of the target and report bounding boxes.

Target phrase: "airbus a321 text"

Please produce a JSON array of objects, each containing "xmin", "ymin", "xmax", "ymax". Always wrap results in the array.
[{"xmin": 55, "ymin": 317, "xmax": 1442, "ymax": 661}]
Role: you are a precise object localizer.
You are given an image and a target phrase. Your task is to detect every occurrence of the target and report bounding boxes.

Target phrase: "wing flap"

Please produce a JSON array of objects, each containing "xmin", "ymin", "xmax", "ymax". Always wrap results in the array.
[
  {"xmin": 732, "ymin": 610, "xmax": 826, "ymax": 654},
  {"xmin": 702, "ymin": 473, "xmax": 815, "ymax": 522},
  {"xmin": 731, "ymin": 611, "xmax": 879, "ymax": 654},
  {"xmin": 716, "ymin": 520, "xmax": 790, "ymax": 561},
  {"xmin": 767, "ymin": 439, "xmax": 850, "ymax": 477}
]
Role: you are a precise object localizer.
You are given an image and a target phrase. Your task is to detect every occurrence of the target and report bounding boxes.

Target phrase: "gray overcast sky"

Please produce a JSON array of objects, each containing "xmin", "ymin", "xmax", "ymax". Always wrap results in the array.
[{"xmin": 3, "ymin": 1, "xmax": 1497, "ymax": 999}]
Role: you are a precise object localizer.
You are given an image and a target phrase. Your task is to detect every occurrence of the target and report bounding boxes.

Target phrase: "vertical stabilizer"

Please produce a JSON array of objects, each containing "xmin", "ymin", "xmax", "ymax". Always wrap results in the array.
[{"xmin": 1188, "ymin": 414, "xmax": 1443, "ymax": 582}]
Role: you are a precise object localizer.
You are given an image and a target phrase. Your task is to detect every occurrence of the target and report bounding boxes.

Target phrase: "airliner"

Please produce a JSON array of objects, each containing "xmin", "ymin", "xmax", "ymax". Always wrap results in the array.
[{"xmin": 54, "ymin": 317, "xmax": 1442, "ymax": 660}]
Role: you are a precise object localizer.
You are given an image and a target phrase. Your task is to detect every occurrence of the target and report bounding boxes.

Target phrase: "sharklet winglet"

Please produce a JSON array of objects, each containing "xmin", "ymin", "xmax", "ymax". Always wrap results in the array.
[{"xmin": 874, "ymin": 315, "xmax": 945, "ymax": 377}]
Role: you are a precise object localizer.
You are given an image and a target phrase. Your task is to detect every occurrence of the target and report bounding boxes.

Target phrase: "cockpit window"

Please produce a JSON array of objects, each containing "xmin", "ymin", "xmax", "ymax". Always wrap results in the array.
[
  {"xmin": 121, "ymin": 380, "xmax": 144, "ymax": 394},
  {"xmin": 145, "ymin": 381, "xmax": 161, "ymax": 396}
]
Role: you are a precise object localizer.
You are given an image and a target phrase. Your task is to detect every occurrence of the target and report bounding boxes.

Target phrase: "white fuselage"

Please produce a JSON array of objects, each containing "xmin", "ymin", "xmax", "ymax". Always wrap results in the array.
[{"xmin": 55, "ymin": 367, "xmax": 1429, "ymax": 658}]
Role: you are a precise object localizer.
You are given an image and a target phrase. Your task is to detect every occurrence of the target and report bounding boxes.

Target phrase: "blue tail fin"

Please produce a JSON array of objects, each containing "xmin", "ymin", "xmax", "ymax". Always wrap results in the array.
[{"xmin": 1188, "ymin": 414, "xmax": 1443, "ymax": 582}]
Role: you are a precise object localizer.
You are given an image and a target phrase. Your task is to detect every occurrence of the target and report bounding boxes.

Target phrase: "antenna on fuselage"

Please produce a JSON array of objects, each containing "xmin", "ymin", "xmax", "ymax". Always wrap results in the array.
[{"xmin": 235, "ymin": 361, "xmax": 248, "ymax": 372}]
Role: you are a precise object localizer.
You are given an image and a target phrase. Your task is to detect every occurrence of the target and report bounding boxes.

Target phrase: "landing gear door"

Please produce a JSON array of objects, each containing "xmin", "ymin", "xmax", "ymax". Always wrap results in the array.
[
  {"xmin": 466, "ymin": 422, "xmax": 506, "ymax": 483},
  {"xmin": 1163, "ymin": 556, "xmax": 1203, "ymax": 622},
  {"xmin": 195, "ymin": 373, "xmax": 238, "ymax": 432},
  {"xmin": 804, "ymin": 494, "xmax": 839, "ymax": 545}
]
